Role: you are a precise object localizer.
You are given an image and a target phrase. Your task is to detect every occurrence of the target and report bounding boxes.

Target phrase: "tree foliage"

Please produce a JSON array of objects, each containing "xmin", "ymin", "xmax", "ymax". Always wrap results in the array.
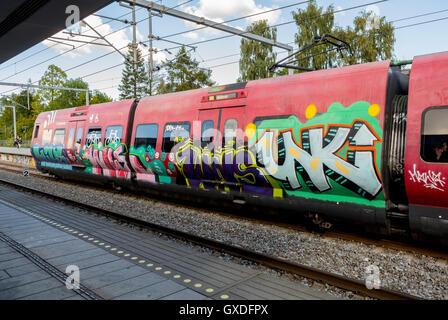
[
  {"xmin": 292, "ymin": 0, "xmax": 337, "ymax": 71},
  {"xmin": 157, "ymin": 46, "xmax": 214, "ymax": 93},
  {"xmin": 334, "ymin": 11, "xmax": 395, "ymax": 65},
  {"xmin": 238, "ymin": 20, "xmax": 278, "ymax": 81},
  {"xmin": 38, "ymin": 64, "xmax": 67, "ymax": 105},
  {"xmin": 1, "ymin": 64, "xmax": 111, "ymax": 145},
  {"xmin": 290, "ymin": 1, "xmax": 395, "ymax": 71},
  {"xmin": 119, "ymin": 44, "xmax": 149, "ymax": 100}
]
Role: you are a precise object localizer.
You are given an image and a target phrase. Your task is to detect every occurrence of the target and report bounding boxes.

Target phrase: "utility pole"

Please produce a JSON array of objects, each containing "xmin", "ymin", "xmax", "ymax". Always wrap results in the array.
[
  {"xmin": 1, "ymin": 105, "xmax": 16, "ymax": 141},
  {"xmin": 123, "ymin": 0, "xmax": 294, "ymax": 75},
  {"xmin": 148, "ymin": 8, "xmax": 153, "ymax": 95},
  {"xmin": 132, "ymin": 1, "xmax": 137, "ymax": 98}
]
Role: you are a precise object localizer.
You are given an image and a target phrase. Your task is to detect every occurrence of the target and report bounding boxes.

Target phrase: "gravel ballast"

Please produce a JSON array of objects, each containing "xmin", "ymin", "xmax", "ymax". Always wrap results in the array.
[{"xmin": 0, "ymin": 168, "xmax": 446, "ymax": 300}]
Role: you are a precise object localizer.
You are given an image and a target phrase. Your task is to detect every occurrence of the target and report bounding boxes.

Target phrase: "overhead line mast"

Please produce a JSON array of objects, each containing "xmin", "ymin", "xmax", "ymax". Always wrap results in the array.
[{"xmin": 121, "ymin": 0, "xmax": 295, "ymax": 75}]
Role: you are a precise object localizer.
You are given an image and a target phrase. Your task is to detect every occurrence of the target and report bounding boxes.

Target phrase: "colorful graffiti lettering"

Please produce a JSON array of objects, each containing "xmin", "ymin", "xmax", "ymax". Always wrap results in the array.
[
  {"xmin": 248, "ymin": 101, "xmax": 384, "ymax": 206},
  {"xmin": 173, "ymin": 138, "xmax": 280, "ymax": 195},
  {"xmin": 83, "ymin": 141, "xmax": 131, "ymax": 178},
  {"xmin": 129, "ymin": 145, "xmax": 173, "ymax": 183},
  {"xmin": 31, "ymin": 144, "xmax": 71, "ymax": 165},
  {"xmin": 408, "ymin": 164, "xmax": 446, "ymax": 192},
  {"xmin": 255, "ymin": 119, "xmax": 382, "ymax": 199}
]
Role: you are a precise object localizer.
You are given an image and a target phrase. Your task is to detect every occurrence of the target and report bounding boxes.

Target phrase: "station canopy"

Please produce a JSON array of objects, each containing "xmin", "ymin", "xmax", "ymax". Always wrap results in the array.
[{"xmin": 0, "ymin": 0, "xmax": 113, "ymax": 64}]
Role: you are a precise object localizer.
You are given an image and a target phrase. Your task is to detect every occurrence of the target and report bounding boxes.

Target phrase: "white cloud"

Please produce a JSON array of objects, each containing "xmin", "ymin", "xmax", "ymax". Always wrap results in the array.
[
  {"xmin": 181, "ymin": 0, "xmax": 281, "ymax": 35},
  {"xmin": 183, "ymin": 31, "xmax": 200, "ymax": 40},
  {"xmin": 366, "ymin": 4, "xmax": 380, "ymax": 16},
  {"xmin": 335, "ymin": 6, "xmax": 345, "ymax": 16},
  {"xmin": 42, "ymin": 15, "xmax": 132, "ymax": 58}
]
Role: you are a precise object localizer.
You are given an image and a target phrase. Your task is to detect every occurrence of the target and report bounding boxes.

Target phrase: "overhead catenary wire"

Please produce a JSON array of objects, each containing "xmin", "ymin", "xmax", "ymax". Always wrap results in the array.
[
  {"xmin": 0, "ymin": 6, "xmax": 147, "ymax": 73},
  {"xmin": 0, "ymin": 0, "xmax": 194, "ymax": 83},
  {"xmin": 3, "ymin": 1, "xmax": 448, "ymax": 97},
  {"xmin": 0, "ymin": 0, "xmax": 194, "ymax": 95}
]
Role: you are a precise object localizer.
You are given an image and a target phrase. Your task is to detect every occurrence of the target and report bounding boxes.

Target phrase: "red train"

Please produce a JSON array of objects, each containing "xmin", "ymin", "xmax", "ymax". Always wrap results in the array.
[{"xmin": 31, "ymin": 51, "xmax": 448, "ymax": 245}]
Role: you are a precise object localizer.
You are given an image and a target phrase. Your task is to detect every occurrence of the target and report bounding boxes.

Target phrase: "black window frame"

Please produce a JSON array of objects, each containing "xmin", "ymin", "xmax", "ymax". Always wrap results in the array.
[
  {"xmin": 420, "ymin": 106, "xmax": 448, "ymax": 163},
  {"xmin": 134, "ymin": 123, "xmax": 159, "ymax": 150},
  {"xmin": 67, "ymin": 128, "xmax": 75, "ymax": 149},
  {"xmin": 105, "ymin": 125, "xmax": 123, "ymax": 145},
  {"xmin": 162, "ymin": 121, "xmax": 191, "ymax": 153},
  {"xmin": 42, "ymin": 129, "xmax": 53, "ymax": 145},
  {"xmin": 33, "ymin": 125, "xmax": 40, "ymax": 139},
  {"xmin": 222, "ymin": 118, "xmax": 238, "ymax": 146},
  {"xmin": 75, "ymin": 127, "xmax": 83, "ymax": 145},
  {"xmin": 201, "ymin": 120, "xmax": 214, "ymax": 148},
  {"xmin": 85, "ymin": 127, "xmax": 102, "ymax": 148}
]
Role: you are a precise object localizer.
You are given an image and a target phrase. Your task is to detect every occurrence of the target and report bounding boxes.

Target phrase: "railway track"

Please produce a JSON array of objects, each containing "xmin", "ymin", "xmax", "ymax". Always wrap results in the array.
[
  {"xmin": 0, "ymin": 174, "xmax": 421, "ymax": 300},
  {"xmin": 0, "ymin": 161, "xmax": 446, "ymax": 262}
]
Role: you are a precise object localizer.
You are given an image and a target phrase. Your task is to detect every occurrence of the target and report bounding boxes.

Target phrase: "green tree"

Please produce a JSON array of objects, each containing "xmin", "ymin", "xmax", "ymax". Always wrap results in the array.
[
  {"xmin": 158, "ymin": 46, "xmax": 214, "ymax": 93},
  {"xmin": 334, "ymin": 11, "xmax": 395, "ymax": 65},
  {"xmin": 119, "ymin": 44, "xmax": 149, "ymax": 100},
  {"xmin": 238, "ymin": 20, "xmax": 278, "ymax": 81},
  {"xmin": 51, "ymin": 78, "xmax": 87, "ymax": 110},
  {"xmin": 38, "ymin": 64, "xmax": 67, "ymax": 105},
  {"xmin": 292, "ymin": 0, "xmax": 336, "ymax": 71},
  {"xmin": 90, "ymin": 90, "xmax": 113, "ymax": 105}
]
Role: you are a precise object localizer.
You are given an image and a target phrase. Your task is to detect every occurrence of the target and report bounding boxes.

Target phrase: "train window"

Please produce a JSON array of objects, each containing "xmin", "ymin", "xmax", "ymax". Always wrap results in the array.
[
  {"xmin": 85, "ymin": 127, "xmax": 102, "ymax": 148},
  {"xmin": 105, "ymin": 125, "xmax": 123, "ymax": 145},
  {"xmin": 53, "ymin": 129, "xmax": 66, "ymax": 145},
  {"xmin": 67, "ymin": 128, "xmax": 75, "ymax": 149},
  {"xmin": 162, "ymin": 122, "xmax": 190, "ymax": 152},
  {"xmin": 223, "ymin": 118, "xmax": 238, "ymax": 146},
  {"xmin": 76, "ymin": 127, "xmax": 83, "ymax": 145},
  {"xmin": 33, "ymin": 125, "xmax": 39, "ymax": 139},
  {"xmin": 201, "ymin": 120, "xmax": 214, "ymax": 148},
  {"xmin": 421, "ymin": 107, "xmax": 448, "ymax": 162},
  {"xmin": 42, "ymin": 129, "xmax": 52, "ymax": 145},
  {"xmin": 135, "ymin": 124, "xmax": 158, "ymax": 150}
]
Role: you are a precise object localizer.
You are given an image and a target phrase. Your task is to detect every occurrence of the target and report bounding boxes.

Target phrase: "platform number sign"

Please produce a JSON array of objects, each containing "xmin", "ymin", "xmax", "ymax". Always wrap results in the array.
[
  {"xmin": 66, "ymin": 265, "xmax": 80, "ymax": 290},
  {"xmin": 22, "ymin": 169, "xmax": 29, "ymax": 177},
  {"xmin": 365, "ymin": 265, "xmax": 381, "ymax": 289}
]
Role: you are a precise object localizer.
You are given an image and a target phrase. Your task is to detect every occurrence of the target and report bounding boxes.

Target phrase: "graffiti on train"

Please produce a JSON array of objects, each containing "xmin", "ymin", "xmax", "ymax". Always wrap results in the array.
[
  {"xmin": 249, "ymin": 101, "xmax": 384, "ymax": 201},
  {"xmin": 173, "ymin": 138, "xmax": 279, "ymax": 195},
  {"xmin": 83, "ymin": 141, "xmax": 131, "ymax": 178},
  {"xmin": 129, "ymin": 145, "xmax": 174, "ymax": 184}
]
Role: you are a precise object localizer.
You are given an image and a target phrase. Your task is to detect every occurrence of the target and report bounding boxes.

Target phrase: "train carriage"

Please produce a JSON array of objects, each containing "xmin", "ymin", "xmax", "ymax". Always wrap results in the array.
[{"xmin": 30, "ymin": 51, "xmax": 448, "ymax": 245}]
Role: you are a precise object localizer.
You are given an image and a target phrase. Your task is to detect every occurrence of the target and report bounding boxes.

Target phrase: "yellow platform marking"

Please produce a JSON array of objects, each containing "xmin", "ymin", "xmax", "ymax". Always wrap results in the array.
[
  {"xmin": 131, "ymin": 257, "xmax": 138, "ymax": 260},
  {"xmin": 194, "ymin": 283, "xmax": 202, "ymax": 288},
  {"xmin": 164, "ymin": 271, "xmax": 171, "ymax": 275},
  {"xmin": 206, "ymin": 288, "xmax": 214, "ymax": 293},
  {"xmin": 173, "ymin": 275, "xmax": 181, "ymax": 279},
  {"xmin": 220, "ymin": 294, "xmax": 229, "ymax": 299},
  {"xmin": 184, "ymin": 279, "xmax": 191, "ymax": 283},
  {"xmin": 111, "ymin": 248, "xmax": 117, "ymax": 251},
  {"xmin": 147, "ymin": 263, "xmax": 154, "ymax": 267},
  {"xmin": 155, "ymin": 267, "xmax": 162, "ymax": 270},
  {"xmin": 124, "ymin": 253, "xmax": 130, "ymax": 257},
  {"xmin": 139, "ymin": 260, "xmax": 145, "ymax": 264}
]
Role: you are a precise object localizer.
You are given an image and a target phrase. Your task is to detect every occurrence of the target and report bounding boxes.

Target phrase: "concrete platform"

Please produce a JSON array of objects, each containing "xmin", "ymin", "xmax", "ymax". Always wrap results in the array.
[{"xmin": 0, "ymin": 184, "xmax": 337, "ymax": 300}]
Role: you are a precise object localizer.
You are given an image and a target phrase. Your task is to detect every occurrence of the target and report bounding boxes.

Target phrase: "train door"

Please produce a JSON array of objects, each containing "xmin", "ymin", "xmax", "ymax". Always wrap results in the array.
[
  {"xmin": 404, "ymin": 52, "xmax": 448, "ymax": 242},
  {"xmin": 197, "ymin": 106, "xmax": 245, "ymax": 189},
  {"xmin": 67, "ymin": 120, "xmax": 85, "ymax": 167}
]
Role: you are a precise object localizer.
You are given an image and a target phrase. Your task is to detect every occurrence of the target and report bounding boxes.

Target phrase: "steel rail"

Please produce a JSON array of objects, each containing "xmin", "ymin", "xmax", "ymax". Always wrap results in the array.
[{"xmin": 0, "ymin": 177, "xmax": 420, "ymax": 300}]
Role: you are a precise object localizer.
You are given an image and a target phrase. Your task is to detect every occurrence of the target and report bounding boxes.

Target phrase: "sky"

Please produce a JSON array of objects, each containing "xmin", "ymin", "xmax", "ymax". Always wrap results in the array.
[{"xmin": 0, "ymin": 0, "xmax": 447, "ymax": 100}]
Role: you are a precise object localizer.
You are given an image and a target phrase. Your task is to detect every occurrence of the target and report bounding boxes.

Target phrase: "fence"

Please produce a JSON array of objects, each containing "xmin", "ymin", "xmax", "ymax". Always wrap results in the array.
[{"xmin": 0, "ymin": 139, "xmax": 31, "ymax": 148}]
